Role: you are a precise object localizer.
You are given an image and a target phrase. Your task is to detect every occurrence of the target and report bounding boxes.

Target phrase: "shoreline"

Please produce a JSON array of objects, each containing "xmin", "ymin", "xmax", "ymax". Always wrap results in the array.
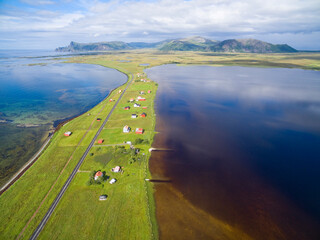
[{"xmin": 0, "ymin": 68, "xmax": 129, "ymax": 194}]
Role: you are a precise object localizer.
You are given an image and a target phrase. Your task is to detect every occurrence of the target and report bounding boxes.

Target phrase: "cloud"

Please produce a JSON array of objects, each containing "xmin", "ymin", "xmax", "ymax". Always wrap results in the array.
[
  {"xmin": 21, "ymin": 0, "xmax": 55, "ymax": 5},
  {"xmin": 1, "ymin": 0, "xmax": 320, "ymax": 49}
]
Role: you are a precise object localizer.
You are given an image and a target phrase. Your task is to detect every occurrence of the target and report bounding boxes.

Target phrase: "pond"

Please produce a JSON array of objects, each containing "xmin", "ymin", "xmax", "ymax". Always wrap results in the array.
[{"xmin": 146, "ymin": 65, "xmax": 320, "ymax": 240}]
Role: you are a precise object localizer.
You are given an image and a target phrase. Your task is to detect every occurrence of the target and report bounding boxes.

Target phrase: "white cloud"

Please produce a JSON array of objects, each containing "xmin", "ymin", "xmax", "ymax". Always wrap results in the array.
[{"xmin": 1, "ymin": 0, "xmax": 320, "ymax": 49}]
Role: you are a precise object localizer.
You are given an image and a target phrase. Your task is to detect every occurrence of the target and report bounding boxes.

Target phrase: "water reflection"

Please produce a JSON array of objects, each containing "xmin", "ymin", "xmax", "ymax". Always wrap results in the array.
[{"xmin": 146, "ymin": 65, "xmax": 320, "ymax": 240}]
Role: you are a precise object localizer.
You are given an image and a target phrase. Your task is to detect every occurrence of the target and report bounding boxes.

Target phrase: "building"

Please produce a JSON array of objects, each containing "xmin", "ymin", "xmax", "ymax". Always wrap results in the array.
[
  {"xmin": 139, "ymin": 91, "xmax": 145, "ymax": 94},
  {"xmin": 96, "ymin": 118, "xmax": 101, "ymax": 121},
  {"xmin": 94, "ymin": 171, "xmax": 103, "ymax": 180},
  {"xmin": 148, "ymin": 90, "xmax": 151, "ymax": 93},
  {"xmin": 137, "ymin": 96, "xmax": 146, "ymax": 101},
  {"xmin": 119, "ymin": 89, "xmax": 122, "ymax": 93},
  {"xmin": 109, "ymin": 99, "xmax": 114, "ymax": 102},
  {"xmin": 129, "ymin": 98, "xmax": 135, "ymax": 102},
  {"xmin": 99, "ymin": 195, "xmax": 107, "ymax": 201},
  {"xmin": 140, "ymin": 113, "xmax": 146, "ymax": 118},
  {"xmin": 109, "ymin": 178, "xmax": 117, "ymax": 184},
  {"xmin": 142, "ymin": 106, "xmax": 148, "ymax": 109},
  {"xmin": 97, "ymin": 139, "xmax": 104, "ymax": 144},
  {"xmin": 136, "ymin": 128, "xmax": 144, "ymax": 134},
  {"xmin": 134, "ymin": 103, "xmax": 141, "ymax": 107},
  {"xmin": 123, "ymin": 125, "xmax": 131, "ymax": 133},
  {"xmin": 131, "ymin": 114, "xmax": 137, "ymax": 118},
  {"xmin": 64, "ymin": 131, "xmax": 72, "ymax": 136},
  {"xmin": 124, "ymin": 106, "xmax": 130, "ymax": 110},
  {"xmin": 112, "ymin": 166, "xmax": 121, "ymax": 172}
]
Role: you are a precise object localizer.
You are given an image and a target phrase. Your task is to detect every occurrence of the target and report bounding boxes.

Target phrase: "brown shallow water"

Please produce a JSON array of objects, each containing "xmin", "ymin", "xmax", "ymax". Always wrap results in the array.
[{"xmin": 147, "ymin": 65, "xmax": 320, "ymax": 240}]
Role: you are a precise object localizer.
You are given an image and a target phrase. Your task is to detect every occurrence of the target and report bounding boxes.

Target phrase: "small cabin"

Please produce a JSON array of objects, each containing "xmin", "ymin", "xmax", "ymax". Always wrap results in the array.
[
  {"xmin": 136, "ymin": 128, "xmax": 144, "ymax": 134},
  {"xmin": 142, "ymin": 106, "xmax": 147, "ymax": 109},
  {"xmin": 137, "ymin": 96, "xmax": 146, "ymax": 101},
  {"xmin": 112, "ymin": 166, "xmax": 121, "ymax": 172},
  {"xmin": 119, "ymin": 89, "xmax": 122, "ymax": 93},
  {"xmin": 64, "ymin": 131, "xmax": 72, "ymax": 136},
  {"xmin": 99, "ymin": 195, "xmax": 107, "ymax": 201},
  {"xmin": 123, "ymin": 125, "xmax": 131, "ymax": 133},
  {"xmin": 109, "ymin": 178, "xmax": 117, "ymax": 184},
  {"xmin": 140, "ymin": 113, "xmax": 146, "ymax": 118},
  {"xmin": 124, "ymin": 106, "xmax": 130, "ymax": 110},
  {"xmin": 131, "ymin": 114, "xmax": 137, "ymax": 118},
  {"xmin": 96, "ymin": 118, "xmax": 101, "ymax": 121},
  {"xmin": 129, "ymin": 98, "xmax": 135, "ymax": 102},
  {"xmin": 148, "ymin": 90, "xmax": 151, "ymax": 93},
  {"xmin": 94, "ymin": 171, "xmax": 103, "ymax": 180},
  {"xmin": 97, "ymin": 139, "xmax": 104, "ymax": 144},
  {"xmin": 134, "ymin": 103, "xmax": 141, "ymax": 108},
  {"xmin": 109, "ymin": 99, "xmax": 114, "ymax": 102},
  {"xmin": 139, "ymin": 91, "xmax": 145, "ymax": 94}
]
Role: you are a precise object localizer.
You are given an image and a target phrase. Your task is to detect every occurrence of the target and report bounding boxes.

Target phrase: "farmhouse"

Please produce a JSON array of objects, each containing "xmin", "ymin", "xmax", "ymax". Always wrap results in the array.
[
  {"xmin": 137, "ymin": 96, "xmax": 146, "ymax": 101},
  {"xmin": 136, "ymin": 128, "xmax": 144, "ymax": 134},
  {"xmin": 112, "ymin": 166, "xmax": 121, "ymax": 172},
  {"xmin": 131, "ymin": 114, "xmax": 137, "ymax": 118},
  {"xmin": 94, "ymin": 171, "xmax": 103, "ymax": 180},
  {"xmin": 64, "ymin": 131, "xmax": 72, "ymax": 136},
  {"xmin": 123, "ymin": 125, "xmax": 131, "ymax": 133},
  {"xmin": 99, "ymin": 195, "xmax": 107, "ymax": 201}
]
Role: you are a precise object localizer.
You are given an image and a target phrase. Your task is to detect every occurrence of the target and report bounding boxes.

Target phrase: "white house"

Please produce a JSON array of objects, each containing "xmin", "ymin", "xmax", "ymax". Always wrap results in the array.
[{"xmin": 123, "ymin": 125, "xmax": 130, "ymax": 133}]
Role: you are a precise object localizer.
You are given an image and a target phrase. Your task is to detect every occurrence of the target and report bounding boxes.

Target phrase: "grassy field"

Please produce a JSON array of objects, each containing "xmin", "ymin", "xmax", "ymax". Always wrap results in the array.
[{"xmin": 0, "ymin": 49, "xmax": 319, "ymax": 240}]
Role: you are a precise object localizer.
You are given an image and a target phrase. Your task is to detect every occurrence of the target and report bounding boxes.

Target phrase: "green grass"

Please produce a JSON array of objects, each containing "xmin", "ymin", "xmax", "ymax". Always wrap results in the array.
[{"xmin": 1, "ymin": 49, "xmax": 318, "ymax": 240}]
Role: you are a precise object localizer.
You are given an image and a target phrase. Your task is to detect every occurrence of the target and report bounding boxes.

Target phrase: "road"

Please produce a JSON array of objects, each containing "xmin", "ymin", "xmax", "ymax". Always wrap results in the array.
[{"xmin": 29, "ymin": 73, "xmax": 133, "ymax": 240}]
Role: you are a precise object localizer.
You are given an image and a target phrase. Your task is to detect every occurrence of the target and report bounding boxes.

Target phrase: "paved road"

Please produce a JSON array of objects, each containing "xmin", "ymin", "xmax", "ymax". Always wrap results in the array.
[{"xmin": 29, "ymin": 73, "xmax": 133, "ymax": 240}]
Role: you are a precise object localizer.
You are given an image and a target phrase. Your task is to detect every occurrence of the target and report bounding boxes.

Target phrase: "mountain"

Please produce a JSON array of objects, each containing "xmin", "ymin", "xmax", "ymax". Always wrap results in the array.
[
  {"xmin": 56, "ymin": 37, "xmax": 297, "ymax": 53},
  {"xmin": 209, "ymin": 39, "xmax": 298, "ymax": 53},
  {"xmin": 55, "ymin": 41, "xmax": 132, "ymax": 52}
]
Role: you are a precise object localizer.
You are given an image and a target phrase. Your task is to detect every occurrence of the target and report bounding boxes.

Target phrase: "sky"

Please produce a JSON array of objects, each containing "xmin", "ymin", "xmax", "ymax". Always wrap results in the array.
[{"xmin": 0, "ymin": 0, "xmax": 320, "ymax": 50}]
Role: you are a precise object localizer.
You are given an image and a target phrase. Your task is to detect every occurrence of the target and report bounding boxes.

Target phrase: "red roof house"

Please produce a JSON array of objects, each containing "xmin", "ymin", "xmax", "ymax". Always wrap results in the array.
[
  {"xmin": 124, "ymin": 106, "xmax": 130, "ymax": 110},
  {"xmin": 96, "ymin": 118, "xmax": 101, "ymax": 121},
  {"xmin": 64, "ymin": 131, "xmax": 72, "ymax": 136},
  {"xmin": 97, "ymin": 139, "xmax": 104, "ymax": 144},
  {"xmin": 148, "ymin": 90, "xmax": 151, "ymax": 93},
  {"xmin": 142, "ymin": 106, "xmax": 147, "ymax": 109},
  {"xmin": 140, "ymin": 113, "xmax": 146, "ymax": 118},
  {"xmin": 135, "ymin": 128, "xmax": 144, "ymax": 134},
  {"xmin": 94, "ymin": 171, "xmax": 103, "ymax": 180}
]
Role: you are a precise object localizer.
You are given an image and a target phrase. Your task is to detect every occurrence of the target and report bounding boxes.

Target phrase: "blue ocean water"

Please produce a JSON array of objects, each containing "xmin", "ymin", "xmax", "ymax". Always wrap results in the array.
[{"xmin": 0, "ymin": 50, "xmax": 127, "ymax": 186}]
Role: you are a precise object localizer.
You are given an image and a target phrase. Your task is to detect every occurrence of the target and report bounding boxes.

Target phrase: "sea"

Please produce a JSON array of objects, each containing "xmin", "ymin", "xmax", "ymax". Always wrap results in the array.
[{"xmin": 0, "ymin": 50, "xmax": 127, "ymax": 187}]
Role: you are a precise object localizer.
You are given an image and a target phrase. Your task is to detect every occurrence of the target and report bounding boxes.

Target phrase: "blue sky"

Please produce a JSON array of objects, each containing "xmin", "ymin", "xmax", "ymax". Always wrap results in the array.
[{"xmin": 1, "ymin": 0, "xmax": 320, "ymax": 50}]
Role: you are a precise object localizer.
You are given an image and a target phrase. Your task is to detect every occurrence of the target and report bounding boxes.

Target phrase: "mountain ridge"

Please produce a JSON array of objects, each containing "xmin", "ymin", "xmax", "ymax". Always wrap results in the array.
[{"xmin": 56, "ymin": 36, "xmax": 298, "ymax": 53}]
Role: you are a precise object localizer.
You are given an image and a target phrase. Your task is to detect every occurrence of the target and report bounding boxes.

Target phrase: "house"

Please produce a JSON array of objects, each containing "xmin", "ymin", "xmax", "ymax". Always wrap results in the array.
[
  {"xmin": 109, "ymin": 178, "xmax": 117, "ymax": 184},
  {"xmin": 96, "ymin": 118, "xmax": 101, "ymax": 121},
  {"xmin": 134, "ymin": 103, "xmax": 141, "ymax": 107},
  {"xmin": 129, "ymin": 98, "xmax": 135, "ymax": 102},
  {"xmin": 94, "ymin": 171, "xmax": 103, "ymax": 180},
  {"xmin": 97, "ymin": 139, "xmax": 104, "ymax": 144},
  {"xmin": 136, "ymin": 128, "xmax": 144, "ymax": 134},
  {"xmin": 119, "ymin": 89, "xmax": 122, "ymax": 93},
  {"xmin": 137, "ymin": 96, "xmax": 146, "ymax": 101},
  {"xmin": 148, "ymin": 90, "xmax": 151, "ymax": 93},
  {"xmin": 124, "ymin": 106, "xmax": 130, "ymax": 110},
  {"xmin": 123, "ymin": 125, "xmax": 131, "ymax": 133},
  {"xmin": 99, "ymin": 195, "xmax": 107, "ymax": 201},
  {"xmin": 142, "ymin": 106, "xmax": 147, "ymax": 109},
  {"xmin": 109, "ymin": 99, "xmax": 114, "ymax": 102},
  {"xmin": 112, "ymin": 166, "xmax": 121, "ymax": 172},
  {"xmin": 139, "ymin": 91, "xmax": 145, "ymax": 94},
  {"xmin": 140, "ymin": 113, "xmax": 146, "ymax": 118},
  {"xmin": 131, "ymin": 114, "xmax": 137, "ymax": 118},
  {"xmin": 64, "ymin": 131, "xmax": 72, "ymax": 136}
]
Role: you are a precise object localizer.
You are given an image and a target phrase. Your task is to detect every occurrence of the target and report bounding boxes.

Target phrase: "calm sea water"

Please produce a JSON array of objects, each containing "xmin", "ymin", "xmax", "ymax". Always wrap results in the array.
[
  {"xmin": 0, "ymin": 50, "xmax": 127, "ymax": 187},
  {"xmin": 146, "ymin": 65, "xmax": 320, "ymax": 240}
]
